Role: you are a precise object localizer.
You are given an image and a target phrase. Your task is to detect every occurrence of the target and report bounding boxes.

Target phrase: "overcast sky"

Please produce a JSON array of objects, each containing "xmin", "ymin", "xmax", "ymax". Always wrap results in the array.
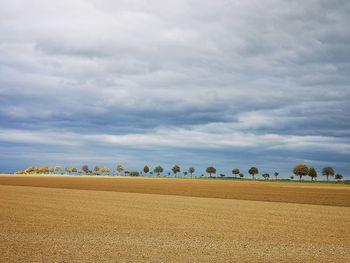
[{"xmin": 0, "ymin": 0, "xmax": 349, "ymax": 177}]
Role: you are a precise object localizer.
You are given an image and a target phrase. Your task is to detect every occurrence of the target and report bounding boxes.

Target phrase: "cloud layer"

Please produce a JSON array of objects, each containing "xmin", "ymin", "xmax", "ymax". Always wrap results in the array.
[{"xmin": 0, "ymin": 0, "xmax": 349, "ymax": 177}]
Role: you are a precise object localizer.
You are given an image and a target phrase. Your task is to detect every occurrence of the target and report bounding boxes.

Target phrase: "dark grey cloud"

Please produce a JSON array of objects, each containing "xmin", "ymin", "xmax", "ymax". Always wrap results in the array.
[{"xmin": 0, "ymin": 0, "xmax": 349, "ymax": 176}]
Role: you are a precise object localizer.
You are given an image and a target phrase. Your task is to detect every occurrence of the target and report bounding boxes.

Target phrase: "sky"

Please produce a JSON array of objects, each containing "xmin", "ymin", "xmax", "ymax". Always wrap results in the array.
[{"xmin": 0, "ymin": 0, "xmax": 349, "ymax": 178}]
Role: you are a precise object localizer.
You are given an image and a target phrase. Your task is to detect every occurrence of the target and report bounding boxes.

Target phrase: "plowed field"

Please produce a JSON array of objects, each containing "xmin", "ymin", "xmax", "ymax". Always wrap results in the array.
[
  {"xmin": 1, "ymin": 175, "xmax": 349, "ymax": 262},
  {"xmin": 0, "ymin": 175, "xmax": 349, "ymax": 207}
]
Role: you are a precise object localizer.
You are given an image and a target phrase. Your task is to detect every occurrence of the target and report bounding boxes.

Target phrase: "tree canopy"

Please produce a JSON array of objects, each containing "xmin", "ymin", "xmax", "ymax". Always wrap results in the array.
[
  {"xmin": 82, "ymin": 165, "xmax": 89, "ymax": 174},
  {"xmin": 94, "ymin": 165, "xmax": 100, "ymax": 173},
  {"xmin": 248, "ymin": 167, "xmax": 259, "ymax": 179},
  {"xmin": 335, "ymin": 173, "xmax": 343, "ymax": 181},
  {"xmin": 188, "ymin": 167, "xmax": 195, "ymax": 176},
  {"xmin": 293, "ymin": 164, "xmax": 309, "ymax": 181},
  {"xmin": 206, "ymin": 166, "xmax": 216, "ymax": 177},
  {"xmin": 116, "ymin": 164, "xmax": 124, "ymax": 175},
  {"xmin": 232, "ymin": 168, "xmax": 240, "ymax": 177},
  {"xmin": 171, "ymin": 165, "xmax": 181, "ymax": 176},
  {"xmin": 308, "ymin": 167, "xmax": 317, "ymax": 181},
  {"xmin": 143, "ymin": 165, "xmax": 150, "ymax": 174},
  {"xmin": 154, "ymin": 165, "xmax": 164, "ymax": 175},
  {"xmin": 322, "ymin": 166, "xmax": 335, "ymax": 181},
  {"xmin": 262, "ymin": 173, "xmax": 270, "ymax": 180}
]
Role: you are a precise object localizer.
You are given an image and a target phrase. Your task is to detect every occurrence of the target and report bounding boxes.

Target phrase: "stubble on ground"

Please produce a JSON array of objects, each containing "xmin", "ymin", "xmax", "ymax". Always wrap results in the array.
[{"xmin": 1, "ymin": 184, "xmax": 349, "ymax": 262}]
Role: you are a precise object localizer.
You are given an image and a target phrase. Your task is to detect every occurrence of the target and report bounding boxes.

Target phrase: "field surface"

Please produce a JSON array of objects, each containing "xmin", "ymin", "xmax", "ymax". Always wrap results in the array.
[
  {"xmin": 1, "ymin": 175, "xmax": 349, "ymax": 262},
  {"xmin": 1, "ymin": 175, "xmax": 349, "ymax": 207}
]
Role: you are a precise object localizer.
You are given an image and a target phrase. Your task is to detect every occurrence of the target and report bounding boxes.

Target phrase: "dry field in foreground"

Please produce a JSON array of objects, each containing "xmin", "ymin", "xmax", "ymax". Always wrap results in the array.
[{"xmin": 0, "ymin": 176, "xmax": 349, "ymax": 262}]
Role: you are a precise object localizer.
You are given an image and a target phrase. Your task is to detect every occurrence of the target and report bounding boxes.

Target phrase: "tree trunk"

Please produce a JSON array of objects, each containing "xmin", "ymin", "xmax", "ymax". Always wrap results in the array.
[
  {"xmin": 300, "ymin": 175, "xmax": 302, "ymax": 182},
  {"xmin": 327, "ymin": 175, "xmax": 329, "ymax": 181}
]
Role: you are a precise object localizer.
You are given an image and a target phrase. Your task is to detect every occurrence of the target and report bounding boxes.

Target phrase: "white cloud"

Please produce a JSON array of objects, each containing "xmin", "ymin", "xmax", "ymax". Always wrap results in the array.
[{"xmin": 0, "ymin": 126, "xmax": 349, "ymax": 155}]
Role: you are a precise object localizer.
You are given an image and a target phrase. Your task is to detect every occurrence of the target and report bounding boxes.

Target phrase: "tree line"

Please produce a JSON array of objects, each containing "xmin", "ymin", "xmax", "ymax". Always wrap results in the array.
[{"xmin": 14, "ymin": 163, "xmax": 344, "ymax": 182}]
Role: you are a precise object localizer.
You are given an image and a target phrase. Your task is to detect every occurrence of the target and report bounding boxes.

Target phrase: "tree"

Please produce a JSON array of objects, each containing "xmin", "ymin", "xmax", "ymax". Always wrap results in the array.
[
  {"xmin": 71, "ymin": 167, "xmax": 77, "ymax": 174},
  {"xmin": 335, "ymin": 173, "xmax": 343, "ymax": 182},
  {"xmin": 206, "ymin": 166, "xmax": 216, "ymax": 177},
  {"xmin": 188, "ymin": 167, "xmax": 195, "ymax": 178},
  {"xmin": 293, "ymin": 164, "xmax": 309, "ymax": 182},
  {"xmin": 220, "ymin": 173, "xmax": 225, "ymax": 178},
  {"xmin": 25, "ymin": 167, "xmax": 34, "ymax": 174},
  {"xmin": 154, "ymin": 166, "xmax": 164, "ymax": 176},
  {"xmin": 64, "ymin": 167, "xmax": 71, "ymax": 174},
  {"xmin": 308, "ymin": 167, "xmax": 317, "ymax": 181},
  {"xmin": 100, "ymin": 166, "xmax": 110, "ymax": 175},
  {"xmin": 55, "ymin": 166, "xmax": 62, "ymax": 174},
  {"xmin": 171, "ymin": 165, "xmax": 181, "ymax": 177},
  {"xmin": 248, "ymin": 167, "xmax": 259, "ymax": 180},
  {"xmin": 232, "ymin": 168, "xmax": 240, "ymax": 178},
  {"xmin": 322, "ymin": 166, "xmax": 335, "ymax": 181},
  {"xmin": 94, "ymin": 165, "xmax": 100, "ymax": 174},
  {"xmin": 239, "ymin": 173, "xmax": 244, "ymax": 178},
  {"xmin": 82, "ymin": 165, "xmax": 89, "ymax": 174},
  {"xmin": 116, "ymin": 164, "xmax": 124, "ymax": 176},
  {"xmin": 274, "ymin": 172, "xmax": 279, "ymax": 180},
  {"xmin": 262, "ymin": 173, "xmax": 270, "ymax": 180},
  {"xmin": 143, "ymin": 165, "xmax": 150, "ymax": 175},
  {"xmin": 130, "ymin": 171, "xmax": 140, "ymax": 176}
]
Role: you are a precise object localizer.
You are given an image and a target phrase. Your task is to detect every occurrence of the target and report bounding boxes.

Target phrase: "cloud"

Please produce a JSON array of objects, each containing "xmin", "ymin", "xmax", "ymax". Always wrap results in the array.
[{"xmin": 0, "ymin": 0, "xmax": 349, "ymax": 176}]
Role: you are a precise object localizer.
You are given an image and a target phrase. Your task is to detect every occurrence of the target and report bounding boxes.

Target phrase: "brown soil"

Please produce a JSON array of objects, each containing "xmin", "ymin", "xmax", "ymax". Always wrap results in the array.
[
  {"xmin": 0, "ymin": 184, "xmax": 349, "ymax": 262},
  {"xmin": 0, "ymin": 175, "xmax": 349, "ymax": 207}
]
